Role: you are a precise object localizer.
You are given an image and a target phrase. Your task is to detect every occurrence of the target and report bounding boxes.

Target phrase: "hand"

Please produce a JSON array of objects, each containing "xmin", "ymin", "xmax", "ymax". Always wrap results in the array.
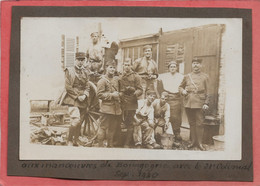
[
  {"xmin": 78, "ymin": 95, "xmax": 86, "ymax": 102},
  {"xmin": 149, "ymin": 123, "xmax": 155, "ymax": 129},
  {"xmin": 202, "ymin": 104, "xmax": 209, "ymax": 110},
  {"xmin": 85, "ymin": 92, "xmax": 89, "ymax": 98},
  {"xmin": 150, "ymin": 75, "xmax": 157, "ymax": 79},
  {"xmin": 164, "ymin": 122, "xmax": 169, "ymax": 130},
  {"xmin": 182, "ymin": 90, "xmax": 188, "ymax": 95},
  {"xmin": 111, "ymin": 91, "xmax": 120, "ymax": 100}
]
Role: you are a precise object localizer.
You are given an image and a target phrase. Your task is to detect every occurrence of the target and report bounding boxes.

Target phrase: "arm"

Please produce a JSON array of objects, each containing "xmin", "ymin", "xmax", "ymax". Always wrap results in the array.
[
  {"xmin": 203, "ymin": 74, "xmax": 210, "ymax": 110},
  {"xmin": 179, "ymin": 76, "xmax": 187, "ymax": 95},
  {"xmin": 132, "ymin": 59, "xmax": 140, "ymax": 72},
  {"xmin": 97, "ymin": 79, "xmax": 113, "ymax": 101},
  {"xmin": 164, "ymin": 104, "xmax": 170, "ymax": 124},
  {"xmin": 65, "ymin": 70, "xmax": 80, "ymax": 100},
  {"xmin": 148, "ymin": 107, "xmax": 154, "ymax": 126},
  {"xmin": 134, "ymin": 74, "xmax": 143, "ymax": 97}
]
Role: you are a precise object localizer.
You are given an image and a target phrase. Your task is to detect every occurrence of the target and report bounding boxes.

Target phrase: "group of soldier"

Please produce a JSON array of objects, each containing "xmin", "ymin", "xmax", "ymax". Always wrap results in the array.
[{"xmin": 57, "ymin": 32, "xmax": 210, "ymax": 151}]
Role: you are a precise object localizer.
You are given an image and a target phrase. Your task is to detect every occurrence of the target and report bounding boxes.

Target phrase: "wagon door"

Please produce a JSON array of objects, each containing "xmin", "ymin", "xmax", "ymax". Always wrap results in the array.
[{"xmin": 159, "ymin": 24, "xmax": 224, "ymax": 115}]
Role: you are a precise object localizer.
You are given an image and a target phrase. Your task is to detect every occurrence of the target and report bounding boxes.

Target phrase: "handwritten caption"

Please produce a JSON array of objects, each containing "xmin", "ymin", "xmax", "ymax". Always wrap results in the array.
[{"xmin": 20, "ymin": 161, "xmax": 252, "ymax": 179}]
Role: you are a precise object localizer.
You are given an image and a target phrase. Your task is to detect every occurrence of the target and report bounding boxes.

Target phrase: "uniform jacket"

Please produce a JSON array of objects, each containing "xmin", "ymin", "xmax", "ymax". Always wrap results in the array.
[
  {"xmin": 179, "ymin": 71, "xmax": 210, "ymax": 108},
  {"xmin": 152, "ymin": 99, "xmax": 170, "ymax": 126},
  {"xmin": 119, "ymin": 71, "xmax": 143, "ymax": 110},
  {"xmin": 133, "ymin": 57, "xmax": 158, "ymax": 77},
  {"xmin": 97, "ymin": 75, "xmax": 122, "ymax": 115},
  {"xmin": 57, "ymin": 66, "xmax": 91, "ymax": 108}
]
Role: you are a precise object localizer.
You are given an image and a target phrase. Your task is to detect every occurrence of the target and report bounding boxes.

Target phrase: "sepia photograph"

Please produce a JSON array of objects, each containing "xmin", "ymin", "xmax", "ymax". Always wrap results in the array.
[{"xmin": 19, "ymin": 17, "xmax": 242, "ymax": 160}]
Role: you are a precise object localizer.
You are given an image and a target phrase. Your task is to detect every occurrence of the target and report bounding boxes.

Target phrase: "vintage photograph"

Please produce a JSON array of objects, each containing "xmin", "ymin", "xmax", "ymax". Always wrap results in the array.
[{"xmin": 20, "ymin": 17, "xmax": 242, "ymax": 160}]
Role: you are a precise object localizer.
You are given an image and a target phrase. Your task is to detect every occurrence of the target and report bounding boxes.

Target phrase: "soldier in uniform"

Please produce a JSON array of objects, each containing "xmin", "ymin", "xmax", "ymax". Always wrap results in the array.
[
  {"xmin": 119, "ymin": 58, "xmax": 143, "ymax": 148},
  {"xmin": 179, "ymin": 57, "xmax": 209, "ymax": 151},
  {"xmin": 57, "ymin": 52, "xmax": 92, "ymax": 146},
  {"xmin": 86, "ymin": 32, "xmax": 104, "ymax": 83},
  {"xmin": 133, "ymin": 45, "xmax": 158, "ymax": 98},
  {"xmin": 133, "ymin": 90, "xmax": 161, "ymax": 149},
  {"xmin": 96, "ymin": 60, "xmax": 122, "ymax": 148},
  {"xmin": 158, "ymin": 61, "xmax": 184, "ymax": 141},
  {"xmin": 152, "ymin": 92, "xmax": 179, "ymax": 147}
]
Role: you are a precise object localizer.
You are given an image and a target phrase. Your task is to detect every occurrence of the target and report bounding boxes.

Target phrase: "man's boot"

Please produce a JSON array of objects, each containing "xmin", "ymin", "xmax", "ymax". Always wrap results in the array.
[
  {"xmin": 188, "ymin": 126, "xmax": 197, "ymax": 148},
  {"xmin": 196, "ymin": 125, "xmax": 206, "ymax": 151},
  {"xmin": 124, "ymin": 128, "xmax": 133, "ymax": 148},
  {"xmin": 174, "ymin": 130, "xmax": 182, "ymax": 141}
]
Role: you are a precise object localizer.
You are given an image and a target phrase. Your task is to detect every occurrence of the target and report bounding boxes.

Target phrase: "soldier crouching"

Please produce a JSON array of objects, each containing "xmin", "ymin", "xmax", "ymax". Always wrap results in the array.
[
  {"xmin": 133, "ymin": 90, "xmax": 161, "ymax": 149},
  {"xmin": 152, "ymin": 92, "xmax": 180, "ymax": 148}
]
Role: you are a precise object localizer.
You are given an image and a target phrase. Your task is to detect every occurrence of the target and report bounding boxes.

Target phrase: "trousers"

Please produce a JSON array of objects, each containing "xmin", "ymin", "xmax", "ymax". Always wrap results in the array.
[
  {"xmin": 133, "ymin": 121, "xmax": 156, "ymax": 146},
  {"xmin": 67, "ymin": 107, "xmax": 88, "ymax": 142},
  {"xmin": 123, "ymin": 110, "xmax": 136, "ymax": 146},
  {"xmin": 97, "ymin": 114, "xmax": 122, "ymax": 147},
  {"xmin": 168, "ymin": 94, "xmax": 182, "ymax": 135},
  {"xmin": 185, "ymin": 108, "xmax": 205, "ymax": 145}
]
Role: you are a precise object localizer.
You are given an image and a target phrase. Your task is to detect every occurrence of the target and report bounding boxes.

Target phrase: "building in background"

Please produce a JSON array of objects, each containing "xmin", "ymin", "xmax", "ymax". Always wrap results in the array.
[{"xmin": 118, "ymin": 24, "xmax": 225, "ymax": 139}]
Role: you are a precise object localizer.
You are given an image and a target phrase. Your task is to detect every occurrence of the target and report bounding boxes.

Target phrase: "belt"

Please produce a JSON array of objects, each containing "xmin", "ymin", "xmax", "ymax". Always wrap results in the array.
[
  {"xmin": 89, "ymin": 59, "xmax": 102, "ymax": 63},
  {"xmin": 187, "ymin": 90, "xmax": 205, "ymax": 94}
]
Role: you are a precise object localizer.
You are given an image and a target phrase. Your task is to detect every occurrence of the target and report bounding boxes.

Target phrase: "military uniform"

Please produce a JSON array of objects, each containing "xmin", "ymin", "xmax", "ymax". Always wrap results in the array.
[
  {"xmin": 158, "ymin": 72, "xmax": 184, "ymax": 140},
  {"xmin": 152, "ymin": 99, "xmax": 173, "ymax": 142},
  {"xmin": 119, "ymin": 71, "xmax": 143, "ymax": 147},
  {"xmin": 133, "ymin": 57, "xmax": 158, "ymax": 98},
  {"xmin": 97, "ymin": 74, "xmax": 122, "ymax": 147},
  {"xmin": 179, "ymin": 70, "xmax": 209, "ymax": 150},
  {"xmin": 58, "ymin": 65, "xmax": 91, "ymax": 145}
]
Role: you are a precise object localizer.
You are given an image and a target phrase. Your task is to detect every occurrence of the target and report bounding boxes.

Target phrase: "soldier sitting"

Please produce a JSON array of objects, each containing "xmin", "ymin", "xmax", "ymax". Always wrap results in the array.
[
  {"xmin": 152, "ymin": 92, "xmax": 180, "ymax": 148},
  {"xmin": 133, "ymin": 90, "xmax": 161, "ymax": 149}
]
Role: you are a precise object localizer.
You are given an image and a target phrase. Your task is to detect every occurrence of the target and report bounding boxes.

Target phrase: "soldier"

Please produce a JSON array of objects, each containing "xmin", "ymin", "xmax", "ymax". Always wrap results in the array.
[
  {"xmin": 133, "ymin": 90, "xmax": 161, "ymax": 149},
  {"xmin": 86, "ymin": 32, "xmax": 104, "ymax": 83},
  {"xmin": 158, "ymin": 61, "xmax": 184, "ymax": 141},
  {"xmin": 57, "ymin": 52, "xmax": 92, "ymax": 146},
  {"xmin": 119, "ymin": 58, "xmax": 143, "ymax": 148},
  {"xmin": 179, "ymin": 57, "xmax": 210, "ymax": 151},
  {"xmin": 152, "ymin": 92, "xmax": 180, "ymax": 147},
  {"xmin": 96, "ymin": 60, "xmax": 122, "ymax": 148},
  {"xmin": 133, "ymin": 45, "xmax": 158, "ymax": 98}
]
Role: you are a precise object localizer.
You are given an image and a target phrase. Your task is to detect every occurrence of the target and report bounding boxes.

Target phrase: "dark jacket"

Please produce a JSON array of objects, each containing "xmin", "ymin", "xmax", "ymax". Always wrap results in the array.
[
  {"xmin": 179, "ymin": 72, "xmax": 210, "ymax": 108},
  {"xmin": 119, "ymin": 71, "xmax": 143, "ymax": 110},
  {"xmin": 57, "ymin": 67, "xmax": 90, "ymax": 108},
  {"xmin": 97, "ymin": 75, "xmax": 122, "ymax": 115}
]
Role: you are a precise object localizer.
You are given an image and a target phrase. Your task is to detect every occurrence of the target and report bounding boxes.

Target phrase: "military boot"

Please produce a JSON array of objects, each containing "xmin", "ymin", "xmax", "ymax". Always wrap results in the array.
[
  {"xmin": 196, "ymin": 125, "xmax": 206, "ymax": 151},
  {"xmin": 188, "ymin": 126, "xmax": 197, "ymax": 149}
]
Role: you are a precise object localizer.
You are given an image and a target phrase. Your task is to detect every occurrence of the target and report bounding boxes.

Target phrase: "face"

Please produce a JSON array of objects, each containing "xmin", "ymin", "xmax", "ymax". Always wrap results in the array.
[
  {"xmin": 147, "ymin": 94, "xmax": 156, "ymax": 103},
  {"xmin": 75, "ymin": 58, "xmax": 85, "ymax": 67},
  {"xmin": 123, "ymin": 62, "xmax": 131, "ymax": 73},
  {"xmin": 106, "ymin": 65, "xmax": 116, "ymax": 76},
  {"xmin": 91, "ymin": 33, "xmax": 99, "ymax": 44},
  {"xmin": 144, "ymin": 48, "xmax": 152, "ymax": 59},
  {"xmin": 192, "ymin": 61, "xmax": 202, "ymax": 72},
  {"xmin": 169, "ymin": 63, "xmax": 177, "ymax": 74},
  {"xmin": 160, "ymin": 95, "xmax": 168, "ymax": 105}
]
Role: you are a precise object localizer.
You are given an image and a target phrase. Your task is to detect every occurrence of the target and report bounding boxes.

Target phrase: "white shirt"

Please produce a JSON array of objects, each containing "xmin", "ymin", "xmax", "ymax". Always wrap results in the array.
[{"xmin": 158, "ymin": 72, "xmax": 184, "ymax": 93}]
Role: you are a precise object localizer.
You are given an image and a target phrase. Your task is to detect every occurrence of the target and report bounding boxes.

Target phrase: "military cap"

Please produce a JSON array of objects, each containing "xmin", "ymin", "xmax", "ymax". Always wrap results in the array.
[
  {"xmin": 167, "ymin": 61, "xmax": 178, "ymax": 68},
  {"xmin": 124, "ymin": 58, "xmax": 132, "ymax": 64},
  {"xmin": 75, "ymin": 52, "xmax": 86, "ymax": 59},
  {"xmin": 146, "ymin": 90, "xmax": 156, "ymax": 96},
  {"xmin": 106, "ymin": 60, "xmax": 117, "ymax": 67},
  {"xmin": 161, "ymin": 91, "xmax": 169, "ymax": 98},
  {"xmin": 143, "ymin": 45, "xmax": 152, "ymax": 51},
  {"xmin": 192, "ymin": 57, "xmax": 203, "ymax": 63}
]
